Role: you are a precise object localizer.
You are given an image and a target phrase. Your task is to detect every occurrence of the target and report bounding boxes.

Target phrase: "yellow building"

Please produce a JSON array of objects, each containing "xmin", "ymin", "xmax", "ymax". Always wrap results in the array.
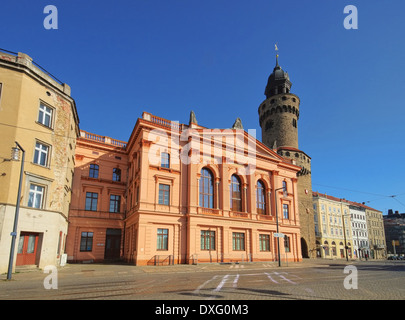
[
  {"xmin": 365, "ymin": 206, "xmax": 386, "ymax": 259},
  {"xmin": 313, "ymin": 192, "xmax": 353, "ymax": 259},
  {"xmin": 0, "ymin": 50, "xmax": 79, "ymax": 273}
]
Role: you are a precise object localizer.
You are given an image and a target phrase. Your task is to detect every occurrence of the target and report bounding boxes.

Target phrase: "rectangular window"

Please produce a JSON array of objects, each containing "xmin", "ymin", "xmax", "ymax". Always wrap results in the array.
[
  {"xmin": 232, "ymin": 232, "xmax": 245, "ymax": 251},
  {"xmin": 38, "ymin": 103, "xmax": 53, "ymax": 128},
  {"xmin": 80, "ymin": 232, "xmax": 93, "ymax": 252},
  {"xmin": 161, "ymin": 152, "xmax": 170, "ymax": 168},
  {"xmin": 283, "ymin": 204, "xmax": 289, "ymax": 219},
  {"xmin": 89, "ymin": 164, "xmax": 99, "ymax": 178},
  {"xmin": 201, "ymin": 230, "xmax": 215, "ymax": 250},
  {"xmin": 158, "ymin": 184, "xmax": 170, "ymax": 205},
  {"xmin": 85, "ymin": 192, "xmax": 98, "ymax": 211},
  {"xmin": 259, "ymin": 234, "xmax": 270, "ymax": 252},
  {"xmin": 284, "ymin": 236, "xmax": 290, "ymax": 252},
  {"xmin": 109, "ymin": 195, "xmax": 121, "ymax": 213},
  {"xmin": 33, "ymin": 142, "xmax": 50, "ymax": 167},
  {"xmin": 112, "ymin": 168, "xmax": 121, "ymax": 181},
  {"xmin": 28, "ymin": 184, "xmax": 44, "ymax": 209},
  {"xmin": 157, "ymin": 228, "xmax": 168, "ymax": 250}
]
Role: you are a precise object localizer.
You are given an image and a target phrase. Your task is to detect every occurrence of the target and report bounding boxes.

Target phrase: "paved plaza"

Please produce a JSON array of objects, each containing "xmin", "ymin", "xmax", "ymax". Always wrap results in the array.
[{"xmin": 1, "ymin": 259, "xmax": 404, "ymax": 302}]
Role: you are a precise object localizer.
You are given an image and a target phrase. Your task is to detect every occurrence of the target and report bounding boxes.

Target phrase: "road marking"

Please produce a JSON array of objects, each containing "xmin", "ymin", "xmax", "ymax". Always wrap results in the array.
[
  {"xmin": 274, "ymin": 271, "xmax": 296, "ymax": 284},
  {"xmin": 233, "ymin": 274, "xmax": 240, "ymax": 288},
  {"xmin": 193, "ymin": 275, "xmax": 218, "ymax": 295},
  {"xmin": 206, "ymin": 274, "xmax": 232, "ymax": 299},
  {"xmin": 264, "ymin": 272, "xmax": 279, "ymax": 284},
  {"xmin": 213, "ymin": 274, "xmax": 229, "ymax": 292},
  {"xmin": 195, "ymin": 271, "xmax": 300, "ymax": 299}
]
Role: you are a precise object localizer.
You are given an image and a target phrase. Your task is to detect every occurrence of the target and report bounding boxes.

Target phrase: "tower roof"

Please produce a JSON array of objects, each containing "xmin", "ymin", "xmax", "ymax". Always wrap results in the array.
[{"xmin": 264, "ymin": 55, "xmax": 292, "ymax": 99}]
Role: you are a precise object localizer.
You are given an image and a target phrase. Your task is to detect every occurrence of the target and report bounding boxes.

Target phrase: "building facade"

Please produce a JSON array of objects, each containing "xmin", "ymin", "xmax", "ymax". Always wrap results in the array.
[
  {"xmin": 65, "ymin": 131, "xmax": 128, "ymax": 263},
  {"xmin": 349, "ymin": 202, "xmax": 370, "ymax": 259},
  {"xmin": 0, "ymin": 50, "xmax": 79, "ymax": 273},
  {"xmin": 258, "ymin": 55, "xmax": 315, "ymax": 258},
  {"xmin": 384, "ymin": 210, "xmax": 405, "ymax": 257},
  {"xmin": 68, "ymin": 112, "xmax": 303, "ymax": 265},
  {"xmin": 313, "ymin": 192, "xmax": 353, "ymax": 259},
  {"xmin": 365, "ymin": 206, "xmax": 386, "ymax": 259}
]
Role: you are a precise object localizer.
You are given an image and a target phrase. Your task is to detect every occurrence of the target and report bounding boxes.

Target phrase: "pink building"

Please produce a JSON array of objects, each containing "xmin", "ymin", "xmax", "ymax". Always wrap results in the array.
[
  {"xmin": 67, "ymin": 112, "xmax": 303, "ymax": 265},
  {"xmin": 66, "ymin": 131, "xmax": 128, "ymax": 263}
]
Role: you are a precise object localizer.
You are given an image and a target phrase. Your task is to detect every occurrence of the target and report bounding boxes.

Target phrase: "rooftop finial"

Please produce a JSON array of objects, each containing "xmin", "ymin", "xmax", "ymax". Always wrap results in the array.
[
  {"xmin": 189, "ymin": 110, "xmax": 198, "ymax": 125},
  {"xmin": 275, "ymin": 43, "xmax": 279, "ymax": 67}
]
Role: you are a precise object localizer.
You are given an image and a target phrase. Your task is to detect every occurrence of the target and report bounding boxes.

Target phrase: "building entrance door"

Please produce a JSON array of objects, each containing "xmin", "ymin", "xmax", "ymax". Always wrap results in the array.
[
  {"xmin": 104, "ymin": 229, "xmax": 121, "ymax": 260},
  {"xmin": 16, "ymin": 232, "xmax": 39, "ymax": 266}
]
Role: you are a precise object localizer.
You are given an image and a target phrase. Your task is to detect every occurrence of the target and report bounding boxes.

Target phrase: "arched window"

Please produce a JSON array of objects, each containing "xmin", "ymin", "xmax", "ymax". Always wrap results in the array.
[
  {"xmin": 230, "ymin": 175, "xmax": 242, "ymax": 212},
  {"xmin": 282, "ymin": 180, "xmax": 287, "ymax": 192},
  {"xmin": 324, "ymin": 241, "xmax": 329, "ymax": 256},
  {"xmin": 256, "ymin": 180, "xmax": 266, "ymax": 215},
  {"xmin": 332, "ymin": 241, "xmax": 337, "ymax": 256},
  {"xmin": 200, "ymin": 168, "xmax": 214, "ymax": 208}
]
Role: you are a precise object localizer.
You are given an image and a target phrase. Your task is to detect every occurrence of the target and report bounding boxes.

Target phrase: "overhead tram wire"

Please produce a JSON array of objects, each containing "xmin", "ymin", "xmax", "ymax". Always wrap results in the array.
[{"xmin": 313, "ymin": 182, "xmax": 405, "ymax": 208}]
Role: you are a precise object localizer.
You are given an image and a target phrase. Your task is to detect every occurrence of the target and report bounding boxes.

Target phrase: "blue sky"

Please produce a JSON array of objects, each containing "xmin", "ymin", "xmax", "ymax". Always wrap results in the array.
[{"xmin": 2, "ymin": 0, "xmax": 405, "ymax": 214}]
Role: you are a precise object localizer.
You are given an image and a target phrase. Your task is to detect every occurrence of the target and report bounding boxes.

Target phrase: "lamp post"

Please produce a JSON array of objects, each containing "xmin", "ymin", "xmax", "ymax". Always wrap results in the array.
[
  {"xmin": 7, "ymin": 141, "xmax": 25, "ymax": 280},
  {"xmin": 274, "ymin": 185, "xmax": 287, "ymax": 267},
  {"xmin": 341, "ymin": 211, "xmax": 350, "ymax": 262}
]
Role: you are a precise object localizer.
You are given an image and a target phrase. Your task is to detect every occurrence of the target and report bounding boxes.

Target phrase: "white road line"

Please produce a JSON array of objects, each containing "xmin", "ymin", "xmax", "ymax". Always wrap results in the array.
[
  {"xmin": 274, "ymin": 272, "xmax": 296, "ymax": 284},
  {"xmin": 213, "ymin": 274, "xmax": 229, "ymax": 293},
  {"xmin": 193, "ymin": 275, "xmax": 218, "ymax": 295},
  {"xmin": 264, "ymin": 272, "xmax": 279, "ymax": 284},
  {"xmin": 207, "ymin": 274, "xmax": 243, "ymax": 299},
  {"xmin": 233, "ymin": 274, "xmax": 240, "ymax": 288}
]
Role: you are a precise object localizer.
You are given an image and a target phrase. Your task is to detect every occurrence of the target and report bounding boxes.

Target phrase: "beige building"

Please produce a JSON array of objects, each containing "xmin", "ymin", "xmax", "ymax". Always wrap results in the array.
[
  {"xmin": 0, "ymin": 50, "xmax": 79, "ymax": 273},
  {"xmin": 365, "ymin": 206, "xmax": 386, "ymax": 259},
  {"xmin": 313, "ymin": 192, "xmax": 353, "ymax": 259}
]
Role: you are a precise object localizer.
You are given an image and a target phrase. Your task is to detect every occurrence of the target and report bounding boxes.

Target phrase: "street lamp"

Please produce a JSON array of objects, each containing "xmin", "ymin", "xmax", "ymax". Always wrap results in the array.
[
  {"xmin": 7, "ymin": 141, "xmax": 25, "ymax": 281},
  {"xmin": 274, "ymin": 185, "xmax": 287, "ymax": 267}
]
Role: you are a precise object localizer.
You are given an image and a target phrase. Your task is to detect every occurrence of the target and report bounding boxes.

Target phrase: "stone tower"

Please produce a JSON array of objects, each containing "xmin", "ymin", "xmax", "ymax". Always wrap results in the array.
[{"xmin": 258, "ymin": 54, "xmax": 316, "ymax": 259}]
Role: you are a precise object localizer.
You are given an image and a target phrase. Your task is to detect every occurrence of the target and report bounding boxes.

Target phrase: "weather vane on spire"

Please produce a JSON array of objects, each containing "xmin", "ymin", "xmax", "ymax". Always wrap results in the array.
[{"xmin": 275, "ymin": 43, "xmax": 279, "ymax": 66}]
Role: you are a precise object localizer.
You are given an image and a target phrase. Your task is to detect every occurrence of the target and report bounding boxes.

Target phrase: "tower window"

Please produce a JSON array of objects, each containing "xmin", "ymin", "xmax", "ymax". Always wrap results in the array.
[
  {"xmin": 292, "ymin": 119, "xmax": 297, "ymax": 128},
  {"xmin": 265, "ymin": 120, "xmax": 273, "ymax": 131}
]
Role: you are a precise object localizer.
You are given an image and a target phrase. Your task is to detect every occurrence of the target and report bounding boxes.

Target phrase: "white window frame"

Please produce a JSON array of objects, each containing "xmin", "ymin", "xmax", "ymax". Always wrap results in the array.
[
  {"xmin": 33, "ymin": 141, "xmax": 50, "ymax": 167},
  {"xmin": 37, "ymin": 102, "xmax": 54, "ymax": 128},
  {"xmin": 28, "ymin": 184, "xmax": 45, "ymax": 209}
]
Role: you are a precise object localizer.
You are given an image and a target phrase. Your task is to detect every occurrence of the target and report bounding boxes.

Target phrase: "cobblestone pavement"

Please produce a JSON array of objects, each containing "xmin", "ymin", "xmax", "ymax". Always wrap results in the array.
[{"xmin": 1, "ymin": 259, "xmax": 404, "ymax": 301}]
